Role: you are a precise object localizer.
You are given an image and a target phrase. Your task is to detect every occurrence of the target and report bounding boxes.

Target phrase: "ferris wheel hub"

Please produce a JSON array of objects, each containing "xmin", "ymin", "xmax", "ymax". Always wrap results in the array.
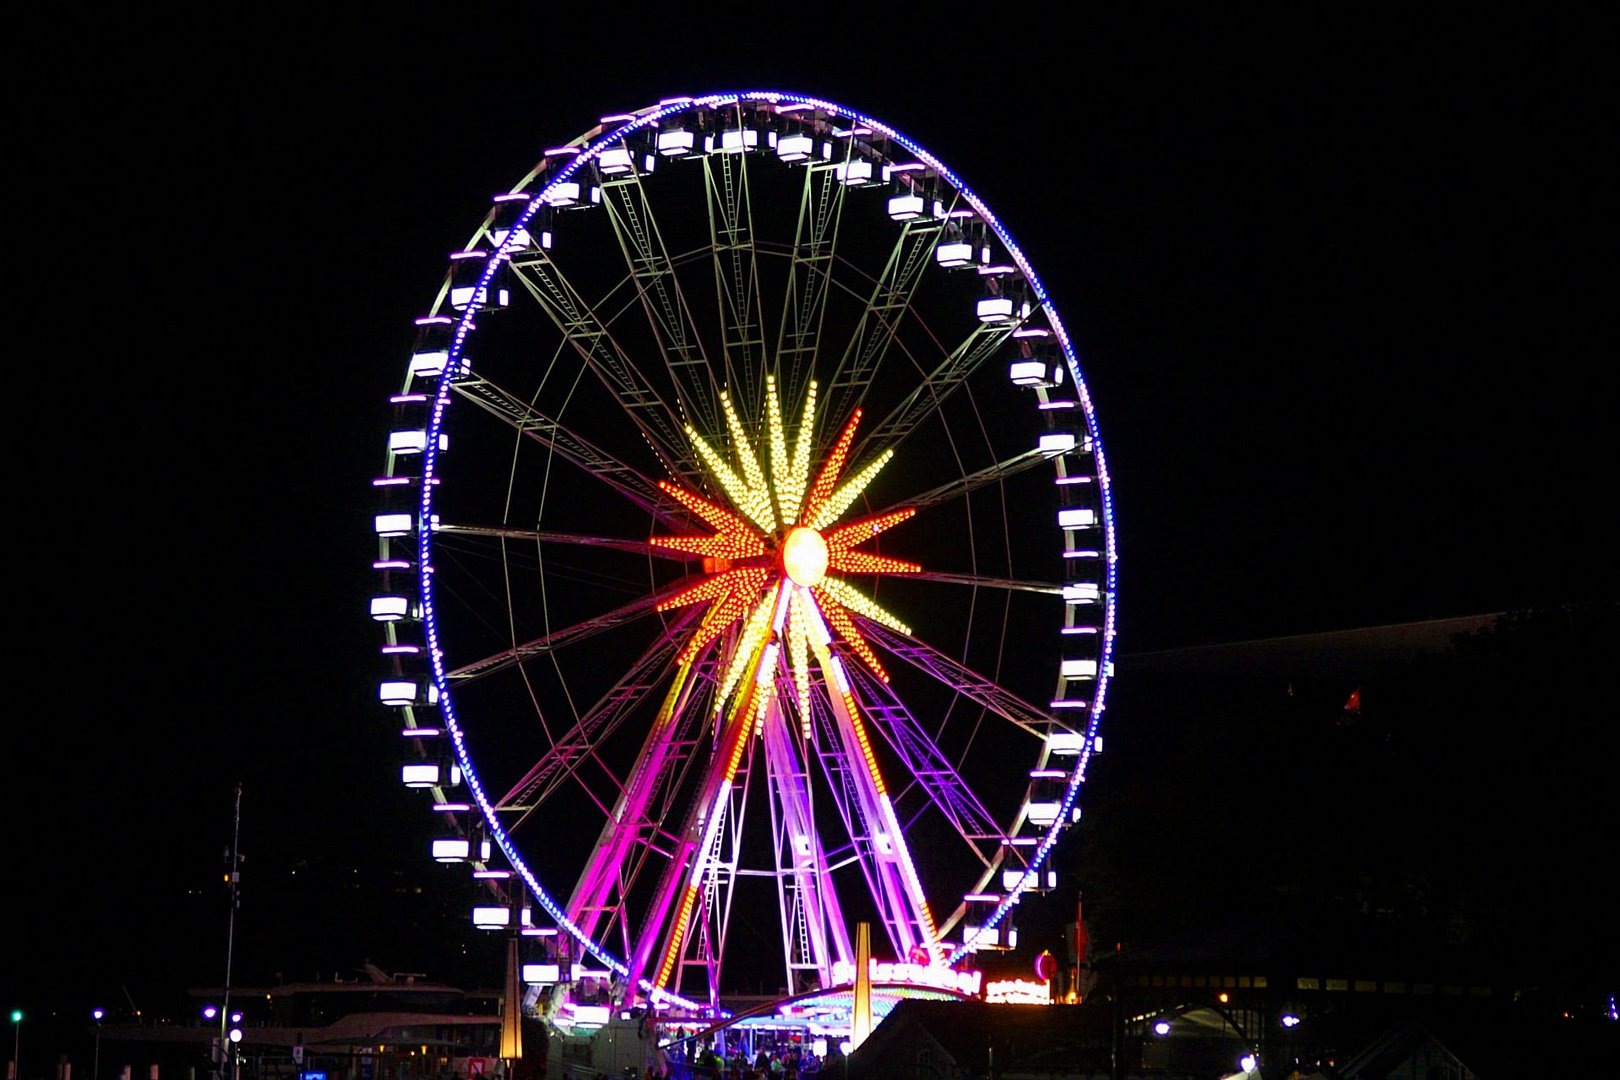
[{"xmin": 780, "ymin": 526, "xmax": 829, "ymax": 588}]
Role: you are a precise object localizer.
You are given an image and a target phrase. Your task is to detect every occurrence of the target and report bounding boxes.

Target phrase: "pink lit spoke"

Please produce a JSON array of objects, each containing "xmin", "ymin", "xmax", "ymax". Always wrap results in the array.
[{"xmin": 564, "ymin": 653, "xmax": 726, "ymax": 946}]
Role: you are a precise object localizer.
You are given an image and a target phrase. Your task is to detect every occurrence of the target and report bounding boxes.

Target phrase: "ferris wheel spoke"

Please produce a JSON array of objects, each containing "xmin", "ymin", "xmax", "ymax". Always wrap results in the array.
[
  {"xmin": 758, "ymin": 690, "xmax": 853, "ymax": 992},
  {"xmin": 434, "ymin": 522, "xmax": 681, "ymax": 561},
  {"xmin": 807, "ymin": 646, "xmax": 943, "ymax": 966},
  {"xmin": 772, "ymin": 158, "xmax": 846, "ymax": 409},
  {"xmin": 701, "ymin": 141, "xmax": 770, "ymax": 421},
  {"xmin": 856, "ymin": 616, "xmax": 1059, "ymax": 739},
  {"xmin": 625, "ymin": 683, "xmax": 759, "ymax": 1003},
  {"xmin": 893, "ymin": 447, "xmax": 1049, "ymax": 516},
  {"xmin": 449, "ymin": 375, "xmax": 689, "ymax": 527},
  {"xmin": 901, "ymin": 570, "xmax": 1062, "ymax": 596},
  {"xmin": 446, "ymin": 581, "xmax": 694, "ymax": 683},
  {"xmin": 840, "ymin": 662, "xmax": 1009, "ymax": 856},
  {"xmin": 496, "ymin": 605, "xmax": 704, "ymax": 818},
  {"xmin": 600, "ymin": 173, "xmax": 724, "ymax": 439},
  {"xmin": 854, "ymin": 319, "xmax": 1022, "ymax": 462},
  {"xmin": 565, "ymin": 647, "xmax": 723, "ymax": 945},
  {"xmin": 507, "ymin": 254, "xmax": 700, "ymax": 485},
  {"xmin": 820, "ymin": 220, "xmax": 944, "ymax": 436}
]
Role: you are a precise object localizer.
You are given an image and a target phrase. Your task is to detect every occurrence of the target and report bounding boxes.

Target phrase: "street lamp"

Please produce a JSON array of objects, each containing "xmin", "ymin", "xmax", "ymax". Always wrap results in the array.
[
  {"xmin": 9, "ymin": 1010, "xmax": 20, "ymax": 1080},
  {"xmin": 92, "ymin": 1010, "xmax": 104, "ymax": 1080}
]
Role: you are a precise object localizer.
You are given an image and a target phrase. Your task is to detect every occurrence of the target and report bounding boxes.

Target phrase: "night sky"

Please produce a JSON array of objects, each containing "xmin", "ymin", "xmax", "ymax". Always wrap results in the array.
[{"xmin": 9, "ymin": 4, "xmax": 1611, "ymax": 1052}]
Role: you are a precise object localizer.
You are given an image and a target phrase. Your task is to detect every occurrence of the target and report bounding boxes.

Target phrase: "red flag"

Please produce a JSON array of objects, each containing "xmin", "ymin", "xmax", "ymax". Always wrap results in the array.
[{"xmin": 1074, "ymin": 893, "xmax": 1089, "ymax": 966}]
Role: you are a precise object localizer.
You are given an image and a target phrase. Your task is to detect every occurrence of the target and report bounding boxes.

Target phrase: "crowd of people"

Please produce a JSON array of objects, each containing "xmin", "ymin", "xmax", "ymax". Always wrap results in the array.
[{"xmin": 654, "ymin": 1039, "xmax": 846, "ymax": 1079}]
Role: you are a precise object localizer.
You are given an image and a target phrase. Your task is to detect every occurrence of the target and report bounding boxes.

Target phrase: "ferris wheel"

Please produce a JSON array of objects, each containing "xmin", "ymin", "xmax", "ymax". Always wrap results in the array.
[{"xmin": 371, "ymin": 91, "xmax": 1116, "ymax": 1018}]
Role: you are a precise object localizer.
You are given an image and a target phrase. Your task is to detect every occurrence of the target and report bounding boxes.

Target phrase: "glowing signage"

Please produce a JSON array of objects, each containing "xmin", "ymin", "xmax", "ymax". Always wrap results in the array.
[
  {"xmin": 830, "ymin": 959, "xmax": 982, "ymax": 997},
  {"xmin": 984, "ymin": 977, "xmax": 1052, "ymax": 1005}
]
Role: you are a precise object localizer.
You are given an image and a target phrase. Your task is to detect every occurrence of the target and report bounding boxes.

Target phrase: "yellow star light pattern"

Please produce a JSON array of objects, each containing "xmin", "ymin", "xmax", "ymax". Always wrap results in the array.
[{"xmin": 651, "ymin": 377, "xmax": 918, "ymax": 730}]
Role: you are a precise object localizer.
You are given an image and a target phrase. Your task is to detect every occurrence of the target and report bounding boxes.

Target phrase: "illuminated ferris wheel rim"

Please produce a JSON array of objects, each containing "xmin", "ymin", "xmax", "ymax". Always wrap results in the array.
[{"xmin": 399, "ymin": 89, "xmax": 1118, "ymax": 1006}]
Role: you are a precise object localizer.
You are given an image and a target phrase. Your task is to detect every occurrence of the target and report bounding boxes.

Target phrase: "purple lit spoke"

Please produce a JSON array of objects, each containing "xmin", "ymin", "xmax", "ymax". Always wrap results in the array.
[
  {"xmin": 841, "ymin": 662, "xmax": 1008, "ymax": 859},
  {"xmin": 857, "ymin": 617, "xmax": 1055, "ymax": 739},
  {"xmin": 496, "ymin": 604, "xmax": 703, "ymax": 817}
]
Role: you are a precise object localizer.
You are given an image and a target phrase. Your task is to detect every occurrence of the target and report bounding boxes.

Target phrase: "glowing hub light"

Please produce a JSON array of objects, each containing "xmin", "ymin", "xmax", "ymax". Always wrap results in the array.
[
  {"xmin": 650, "ymin": 379, "xmax": 918, "ymax": 713},
  {"xmin": 782, "ymin": 526, "xmax": 829, "ymax": 587}
]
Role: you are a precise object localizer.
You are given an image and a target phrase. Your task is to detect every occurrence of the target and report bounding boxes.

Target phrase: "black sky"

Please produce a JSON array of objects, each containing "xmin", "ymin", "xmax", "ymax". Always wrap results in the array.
[{"xmin": 8, "ymin": 4, "xmax": 1610, "ymax": 1033}]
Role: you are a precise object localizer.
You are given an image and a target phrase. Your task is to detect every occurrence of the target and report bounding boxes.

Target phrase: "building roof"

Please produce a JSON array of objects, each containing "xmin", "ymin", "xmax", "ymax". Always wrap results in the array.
[{"xmin": 847, "ymin": 1001, "xmax": 1111, "ymax": 1079}]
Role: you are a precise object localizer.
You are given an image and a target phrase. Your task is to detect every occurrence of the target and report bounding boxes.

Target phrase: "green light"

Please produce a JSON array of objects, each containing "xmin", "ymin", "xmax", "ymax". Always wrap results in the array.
[{"xmin": 8, "ymin": 1010, "xmax": 19, "ymax": 1023}]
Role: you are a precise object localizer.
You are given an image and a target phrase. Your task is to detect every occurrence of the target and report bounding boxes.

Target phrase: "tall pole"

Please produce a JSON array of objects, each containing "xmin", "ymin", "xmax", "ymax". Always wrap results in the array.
[
  {"xmin": 219, "ymin": 785, "xmax": 243, "ymax": 1068},
  {"xmin": 92, "ymin": 1011, "xmax": 103, "ymax": 1080},
  {"xmin": 10, "ymin": 1013, "xmax": 19, "ymax": 1080}
]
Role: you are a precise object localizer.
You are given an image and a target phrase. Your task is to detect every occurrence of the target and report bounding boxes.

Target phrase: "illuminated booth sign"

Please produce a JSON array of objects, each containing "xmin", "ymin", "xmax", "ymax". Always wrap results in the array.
[
  {"xmin": 830, "ymin": 959, "xmax": 983, "ymax": 997},
  {"xmin": 984, "ymin": 977, "xmax": 1053, "ymax": 1005}
]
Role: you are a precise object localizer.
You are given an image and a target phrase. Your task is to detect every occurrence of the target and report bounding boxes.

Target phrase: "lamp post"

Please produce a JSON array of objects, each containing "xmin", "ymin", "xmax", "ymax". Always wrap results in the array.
[
  {"xmin": 9, "ymin": 1010, "xmax": 20, "ymax": 1080},
  {"xmin": 219, "ymin": 784, "xmax": 243, "ymax": 1079},
  {"xmin": 92, "ymin": 1010, "xmax": 104, "ymax": 1080}
]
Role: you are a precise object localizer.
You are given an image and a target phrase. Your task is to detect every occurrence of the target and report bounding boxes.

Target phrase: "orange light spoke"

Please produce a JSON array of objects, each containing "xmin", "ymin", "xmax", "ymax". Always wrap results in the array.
[
  {"xmin": 652, "ymin": 534, "xmax": 766, "ymax": 560},
  {"xmin": 816, "ymin": 593, "xmax": 891, "ymax": 683},
  {"xmin": 656, "ymin": 480, "xmax": 760, "ymax": 542},
  {"xmin": 825, "ymin": 508, "xmax": 917, "ymax": 553},
  {"xmin": 800, "ymin": 409, "xmax": 862, "ymax": 527},
  {"xmin": 657, "ymin": 568, "xmax": 768, "ymax": 612}
]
